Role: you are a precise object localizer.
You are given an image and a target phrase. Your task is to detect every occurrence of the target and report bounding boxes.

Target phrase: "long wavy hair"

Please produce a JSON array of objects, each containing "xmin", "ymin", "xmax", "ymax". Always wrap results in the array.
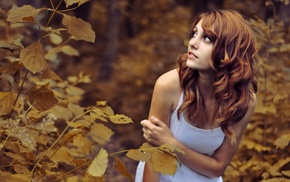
[{"xmin": 177, "ymin": 9, "xmax": 259, "ymax": 143}]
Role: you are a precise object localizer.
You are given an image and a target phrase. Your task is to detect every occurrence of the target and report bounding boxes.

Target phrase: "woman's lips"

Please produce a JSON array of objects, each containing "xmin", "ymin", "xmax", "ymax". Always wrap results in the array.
[{"xmin": 188, "ymin": 51, "xmax": 198, "ymax": 59}]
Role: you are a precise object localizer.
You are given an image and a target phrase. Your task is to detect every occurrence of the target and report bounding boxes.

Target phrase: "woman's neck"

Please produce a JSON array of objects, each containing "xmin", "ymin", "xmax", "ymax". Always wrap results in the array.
[{"xmin": 197, "ymin": 70, "xmax": 215, "ymax": 100}]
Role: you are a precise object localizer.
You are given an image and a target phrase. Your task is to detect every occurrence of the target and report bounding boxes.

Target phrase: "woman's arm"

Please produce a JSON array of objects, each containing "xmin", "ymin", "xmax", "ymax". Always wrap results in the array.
[
  {"xmin": 142, "ymin": 95, "xmax": 256, "ymax": 178},
  {"xmin": 142, "ymin": 69, "xmax": 181, "ymax": 182}
]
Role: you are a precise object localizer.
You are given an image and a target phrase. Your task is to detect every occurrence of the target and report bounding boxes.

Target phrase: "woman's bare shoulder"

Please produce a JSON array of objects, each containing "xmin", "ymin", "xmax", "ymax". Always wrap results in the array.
[{"xmin": 154, "ymin": 69, "xmax": 180, "ymax": 94}]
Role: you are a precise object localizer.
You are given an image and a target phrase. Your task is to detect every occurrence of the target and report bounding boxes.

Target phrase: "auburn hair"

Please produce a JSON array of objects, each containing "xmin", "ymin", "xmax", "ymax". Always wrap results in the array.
[{"xmin": 177, "ymin": 9, "xmax": 259, "ymax": 143}]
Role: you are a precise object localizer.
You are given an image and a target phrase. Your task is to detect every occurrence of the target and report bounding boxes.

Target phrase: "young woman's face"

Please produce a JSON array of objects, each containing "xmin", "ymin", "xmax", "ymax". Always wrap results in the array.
[{"xmin": 186, "ymin": 20, "xmax": 213, "ymax": 71}]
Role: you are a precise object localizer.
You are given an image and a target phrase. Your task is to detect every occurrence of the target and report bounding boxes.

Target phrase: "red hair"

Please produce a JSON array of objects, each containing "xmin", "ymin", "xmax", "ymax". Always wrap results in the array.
[{"xmin": 177, "ymin": 10, "xmax": 258, "ymax": 143}]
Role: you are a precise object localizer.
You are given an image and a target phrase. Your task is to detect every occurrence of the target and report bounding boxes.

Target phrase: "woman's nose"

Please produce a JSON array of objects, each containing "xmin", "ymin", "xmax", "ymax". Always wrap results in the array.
[{"xmin": 189, "ymin": 38, "xmax": 198, "ymax": 49}]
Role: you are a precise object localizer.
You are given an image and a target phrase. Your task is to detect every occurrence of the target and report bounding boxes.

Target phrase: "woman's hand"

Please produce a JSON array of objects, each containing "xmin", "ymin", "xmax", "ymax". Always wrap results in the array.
[{"xmin": 141, "ymin": 116, "xmax": 174, "ymax": 146}]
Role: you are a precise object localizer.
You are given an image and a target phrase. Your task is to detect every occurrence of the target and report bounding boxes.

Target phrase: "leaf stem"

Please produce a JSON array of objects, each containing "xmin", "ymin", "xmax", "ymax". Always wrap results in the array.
[{"xmin": 9, "ymin": 69, "xmax": 29, "ymax": 119}]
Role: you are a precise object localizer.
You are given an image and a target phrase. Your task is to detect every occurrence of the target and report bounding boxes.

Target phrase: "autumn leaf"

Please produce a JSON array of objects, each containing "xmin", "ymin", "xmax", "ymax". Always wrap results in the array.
[
  {"xmin": 126, "ymin": 149, "xmax": 151, "ymax": 161},
  {"xmin": 113, "ymin": 157, "xmax": 133, "ymax": 181},
  {"xmin": 68, "ymin": 102, "xmax": 84, "ymax": 117},
  {"xmin": 20, "ymin": 42, "xmax": 48, "ymax": 74},
  {"xmin": 7, "ymin": 5, "xmax": 42, "ymax": 23},
  {"xmin": 47, "ymin": 105, "xmax": 73, "ymax": 120},
  {"xmin": 109, "ymin": 114, "xmax": 133, "ymax": 124},
  {"xmin": 89, "ymin": 123, "xmax": 114, "ymax": 144},
  {"xmin": 61, "ymin": 45, "xmax": 79, "ymax": 56},
  {"xmin": 41, "ymin": 67, "xmax": 63, "ymax": 81},
  {"xmin": 87, "ymin": 148, "xmax": 108, "ymax": 177},
  {"xmin": 274, "ymin": 134, "xmax": 290, "ymax": 149},
  {"xmin": 9, "ymin": 127, "xmax": 38, "ymax": 151},
  {"xmin": 72, "ymin": 134, "xmax": 92, "ymax": 154},
  {"xmin": 49, "ymin": 33, "xmax": 63, "ymax": 45},
  {"xmin": 29, "ymin": 85, "xmax": 58, "ymax": 111},
  {"xmin": 151, "ymin": 150, "xmax": 177, "ymax": 175},
  {"xmin": 47, "ymin": 147, "xmax": 75, "ymax": 166},
  {"xmin": 64, "ymin": 0, "xmax": 89, "ymax": 7},
  {"xmin": 0, "ymin": 171, "xmax": 30, "ymax": 182},
  {"xmin": 83, "ymin": 173, "xmax": 105, "ymax": 182},
  {"xmin": 62, "ymin": 14, "xmax": 95, "ymax": 43},
  {"xmin": 0, "ymin": 92, "xmax": 15, "ymax": 116}
]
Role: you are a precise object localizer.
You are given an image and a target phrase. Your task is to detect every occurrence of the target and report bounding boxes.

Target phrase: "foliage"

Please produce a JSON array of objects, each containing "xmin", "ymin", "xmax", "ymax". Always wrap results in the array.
[
  {"xmin": 223, "ymin": 1, "xmax": 290, "ymax": 181},
  {"xmin": 0, "ymin": 0, "xmax": 164, "ymax": 181}
]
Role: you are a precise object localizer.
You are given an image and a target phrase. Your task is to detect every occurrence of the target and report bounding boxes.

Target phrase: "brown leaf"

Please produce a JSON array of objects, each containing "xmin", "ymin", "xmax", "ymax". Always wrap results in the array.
[
  {"xmin": 113, "ymin": 157, "xmax": 133, "ymax": 181},
  {"xmin": 89, "ymin": 123, "xmax": 114, "ymax": 144},
  {"xmin": 29, "ymin": 85, "xmax": 58, "ymax": 111},
  {"xmin": 9, "ymin": 127, "xmax": 38, "ymax": 152},
  {"xmin": 0, "ymin": 92, "xmax": 15, "ymax": 116},
  {"xmin": 0, "ymin": 171, "xmax": 30, "ymax": 182},
  {"xmin": 61, "ymin": 45, "xmax": 79, "ymax": 56},
  {"xmin": 109, "ymin": 114, "xmax": 133, "ymax": 124},
  {"xmin": 7, "ymin": 5, "xmax": 42, "ymax": 23},
  {"xmin": 42, "ymin": 68, "xmax": 63, "ymax": 81},
  {"xmin": 0, "ymin": 61, "xmax": 23, "ymax": 74},
  {"xmin": 20, "ymin": 42, "xmax": 48, "ymax": 74},
  {"xmin": 87, "ymin": 148, "xmax": 108, "ymax": 177},
  {"xmin": 62, "ymin": 15, "xmax": 95, "ymax": 43},
  {"xmin": 83, "ymin": 173, "xmax": 105, "ymax": 182}
]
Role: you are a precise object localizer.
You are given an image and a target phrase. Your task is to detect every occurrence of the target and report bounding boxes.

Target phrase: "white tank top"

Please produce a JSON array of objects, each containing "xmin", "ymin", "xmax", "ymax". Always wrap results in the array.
[{"xmin": 135, "ymin": 92, "xmax": 225, "ymax": 182}]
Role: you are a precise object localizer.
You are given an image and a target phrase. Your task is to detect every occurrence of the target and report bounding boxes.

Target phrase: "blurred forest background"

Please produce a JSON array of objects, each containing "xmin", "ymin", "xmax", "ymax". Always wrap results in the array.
[{"xmin": 0, "ymin": 0, "xmax": 290, "ymax": 181}]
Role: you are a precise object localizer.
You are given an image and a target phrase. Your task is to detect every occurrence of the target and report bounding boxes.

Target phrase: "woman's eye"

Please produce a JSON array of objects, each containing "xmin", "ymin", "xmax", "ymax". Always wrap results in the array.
[
  {"xmin": 204, "ymin": 36, "xmax": 212, "ymax": 43},
  {"xmin": 192, "ymin": 31, "xmax": 197, "ymax": 37}
]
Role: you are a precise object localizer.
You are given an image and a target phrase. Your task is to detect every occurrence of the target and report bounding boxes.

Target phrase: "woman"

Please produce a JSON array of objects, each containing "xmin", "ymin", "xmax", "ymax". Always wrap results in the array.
[{"xmin": 135, "ymin": 9, "xmax": 259, "ymax": 182}]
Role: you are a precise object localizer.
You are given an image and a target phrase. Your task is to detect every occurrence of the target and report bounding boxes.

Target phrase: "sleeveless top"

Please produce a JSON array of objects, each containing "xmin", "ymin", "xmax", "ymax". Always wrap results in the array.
[{"xmin": 135, "ymin": 92, "xmax": 225, "ymax": 182}]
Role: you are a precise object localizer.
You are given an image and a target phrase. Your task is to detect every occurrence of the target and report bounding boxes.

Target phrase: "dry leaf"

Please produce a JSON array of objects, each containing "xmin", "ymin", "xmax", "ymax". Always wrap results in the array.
[
  {"xmin": 113, "ymin": 157, "xmax": 133, "ymax": 181},
  {"xmin": 274, "ymin": 134, "xmax": 290, "ymax": 149},
  {"xmin": 62, "ymin": 14, "xmax": 95, "ymax": 43},
  {"xmin": 109, "ymin": 114, "xmax": 133, "ymax": 124},
  {"xmin": 20, "ymin": 42, "xmax": 48, "ymax": 74},
  {"xmin": 87, "ymin": 148, "xmax": 108, "ymax": 177},
  {"xmin": 89, "ymin": 123, "xmax": 114, "ymax": 144},
  {"xmin": 64, "ymin": 0, "xmax": 89, "ymax": 7},
  {"xmin": 126, "ymin": 149, "xmax": 151, "ymax": 161},
  {"xmin": 151, "ymin": 150, "xmax": 177, "ymax": 175},
  {"xmin": 7, "ymin": 5, "xmax": 42, "ymax": 23},
  {"xmin": 61, "ymin": 45, "xmax": 79, "ymax": 56},
  {"xmin": 42, "ymin": 67, "xmax": 63, "ymax": 81},
  {"xmin": 0, "ymin": 92, "xmax": 15, "ymax": 116},
  {"xmin": 29, "ymin": 85, "xmax": 58, "ymax": 111},
  {"xmin": 72, "ymin": 134, "xmax": 92, "ymax": 154},
  {"xmin": 47, "ymin": 105, "xmax": 73, "ymax": 120},
  {"xmin": 68, "ymin": 102, "xmax": 84, "ymax": 116},
  {"xmin": 49, "ymin": 33, "xmax": 63, "ymax": 45},
  {"xmin": 47, "ymin": 147, "xmax": 75, "ymax": 166}
]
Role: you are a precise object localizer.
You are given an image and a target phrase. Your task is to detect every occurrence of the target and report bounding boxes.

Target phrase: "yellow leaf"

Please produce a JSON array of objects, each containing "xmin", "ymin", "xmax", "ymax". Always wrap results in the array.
[
  {"xmin": 61, "ymin": 45, "xmax": 79, "ymax": 56},
  {"xmin": 68, "ymin": 102, "xmax": 84, "ymax": 116},
  {"xmin": 64, "ymin": 0, "xmax": 89, "ymax": 7},
  {"xmin": 20, "ymin": 42, "xmax": 48, "ymax": 74},
  {"xmin": 9, "ymin": 127, "xmax": 38, "ymax": 151},
  {"xmin": 47, "ymin": 105, "xmax": 73, "ymax": 120},
  {"xmin": 49, "ymin": 33, "xmax": 63, "ymax": 45},
  {"xmin": 109, "ymin": 114, "xmax": 133, "ymax": 124},
  {"xmin": 7, "ymin": 5, "xmax": 42, "ymax": 23},
  {"xmin": 113, "ymin": 157, "xmax": 133, "ymax": 181},
  {"xmin": 72, "ymin": 134, "xmax": 92, "ymax": 154},
  {"xmin": 89, "ymin": 123, "xmax": 114, "ymax": 144},
  {"xmin": 126, "ymin": 149, "xmax": 151, "ymax": 161},
  {"xmin": 281, "ymin": 170, "xmax": 290, "ymax": 177},
  {"xmin": 62, "ymin": 14, "xmax": 95, "ymax": 43},
  {"xmin": 0, "ymin": 171, "xmax": 30, "ymax": 182},
  {"xmin": 87, "ymin": 148, "xmax": 108, "ymax": 177},
  {"xmin": 274, "ymin": 134, "xmax": 290, "ymax": 149},
  {"xmin": 151, "ymin": 150, "xmax": 177, "ymax": 175},
  {"xmin": 65, "ymin": 85, "xmax": 85, "ymax": 96},
  {"xmin": 29, "ymin": 85, "xmax": 58, "ymax": 111},
  {"xmin": 0, "ymin": 92, "xmax": 15, "ymax": 116},
  {"xmin": 47, "ymin": 147, "xmax": 74, "ymax": 166}
]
